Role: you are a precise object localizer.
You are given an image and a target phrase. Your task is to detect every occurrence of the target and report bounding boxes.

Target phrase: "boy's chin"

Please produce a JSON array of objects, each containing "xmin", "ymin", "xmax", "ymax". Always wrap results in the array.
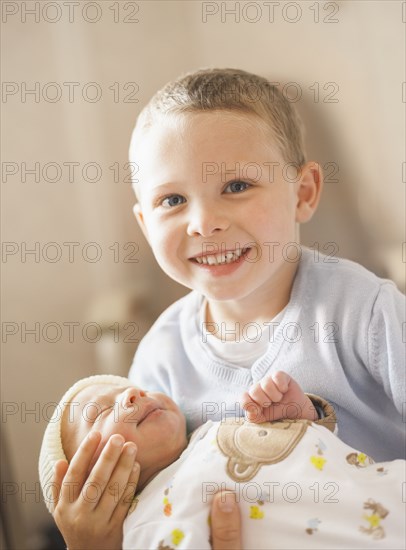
[{"xmin": 199, "ymin": 284, "xmax": 255, "ymax": 303}]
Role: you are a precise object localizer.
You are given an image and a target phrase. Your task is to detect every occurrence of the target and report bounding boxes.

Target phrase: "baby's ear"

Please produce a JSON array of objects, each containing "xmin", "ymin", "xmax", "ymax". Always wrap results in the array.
[
  {"xmin": 133, "ymin": 203, "xmax": 150, "ymax": 243},
  {"xmin": 295, "ymin": 162, "xmax": 323, "ymax": 223}
]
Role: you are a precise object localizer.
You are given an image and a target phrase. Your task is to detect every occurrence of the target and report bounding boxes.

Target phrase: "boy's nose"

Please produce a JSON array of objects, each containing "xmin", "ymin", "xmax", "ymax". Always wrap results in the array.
[
  {"xmin": 120, "ymin": 387, "xmax": 146, "ymax": 408},
  {"xmin": 186, "ymin": 203, "xmax": 230, "ymax": 237}
]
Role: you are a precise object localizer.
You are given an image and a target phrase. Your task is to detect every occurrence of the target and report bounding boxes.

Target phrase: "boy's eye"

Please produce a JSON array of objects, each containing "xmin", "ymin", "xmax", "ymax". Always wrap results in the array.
[
  {"xmin": 161, "ymin": 194, "xmax": 186, "ymax": 208},
  {"xmin": 224, "ymin": 180, "xmax": 250, "ymax": 194}
]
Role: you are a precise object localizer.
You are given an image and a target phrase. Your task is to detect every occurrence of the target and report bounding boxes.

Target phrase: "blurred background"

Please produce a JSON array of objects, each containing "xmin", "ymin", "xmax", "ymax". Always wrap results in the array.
[{"xmin": 1, "ymin": 0, "xmax": 405, "ymax": 548}]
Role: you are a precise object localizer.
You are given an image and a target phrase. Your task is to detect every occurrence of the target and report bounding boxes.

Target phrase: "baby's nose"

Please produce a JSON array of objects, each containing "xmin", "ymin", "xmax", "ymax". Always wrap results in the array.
[{"xmin": 120, "ymin": 387, "xmax": 146, "ymax": 408}]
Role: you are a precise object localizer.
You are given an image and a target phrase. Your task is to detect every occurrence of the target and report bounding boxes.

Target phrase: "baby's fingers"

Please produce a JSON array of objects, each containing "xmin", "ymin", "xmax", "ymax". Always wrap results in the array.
[
  {"xmin": 250, "ymin": 381, "xmax": 276, "ymax": 407},
  {"xmin": 241, "ymin": 392, "xmax": 266, "ymax": 423},
  {"xmin": 241, "ymin": 391, "xmax": 254, "ymax": 410},
  {"xmin": 259, "ymin": 373, "xmax": 290, "ymax": 403},
  {"xmin": 271, "ymin": 371, "xmax": 291, "ymax": 393}
]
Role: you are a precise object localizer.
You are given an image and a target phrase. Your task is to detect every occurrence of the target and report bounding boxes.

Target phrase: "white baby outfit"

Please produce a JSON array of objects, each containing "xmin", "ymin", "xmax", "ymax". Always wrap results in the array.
[{"xmin": 123, "ymin": 417, "xmax": 405, "ymax": 550}]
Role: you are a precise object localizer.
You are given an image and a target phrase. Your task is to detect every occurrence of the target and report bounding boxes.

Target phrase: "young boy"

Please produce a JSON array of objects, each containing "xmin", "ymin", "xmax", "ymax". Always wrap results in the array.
[
  {"xmin": 128, "ymin": 67, "xmax": 405, "ymax": 461},
  {"xmin": 51, "ymin": 68, "xmax": 405, "ymax": 548},
  {"xmin": 40, "ymin": 374, "xmax": 405, "ymax": 550}
]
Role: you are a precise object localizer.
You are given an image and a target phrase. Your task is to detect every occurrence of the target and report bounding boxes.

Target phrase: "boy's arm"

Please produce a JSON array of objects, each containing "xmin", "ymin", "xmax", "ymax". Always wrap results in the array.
[
  {"xmin": 367, "ymin": 283, "xmax": 406, "ymax": 414},
  {"xmin": 128, "ymin": 332, "xmax": 172, "ymax": 395}
]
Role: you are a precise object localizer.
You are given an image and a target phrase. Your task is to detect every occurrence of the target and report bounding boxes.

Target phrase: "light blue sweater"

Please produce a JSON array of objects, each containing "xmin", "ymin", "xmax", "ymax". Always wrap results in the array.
[{"xmin": 129, "ymin": 248, "xmax": 406, "ymax": 461}]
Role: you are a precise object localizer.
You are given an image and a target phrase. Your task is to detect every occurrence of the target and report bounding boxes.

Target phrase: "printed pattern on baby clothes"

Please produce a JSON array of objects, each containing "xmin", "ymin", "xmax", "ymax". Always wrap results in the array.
[{"xmin": 123, "ymin": 420, "xmax": 405, "ymax": 550}]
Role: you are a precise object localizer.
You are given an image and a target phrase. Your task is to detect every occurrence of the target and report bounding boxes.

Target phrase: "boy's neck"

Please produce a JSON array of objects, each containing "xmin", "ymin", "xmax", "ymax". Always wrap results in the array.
[{"xmin": 205, "ymin": 261, "xmax": 298, "ymax": 341}]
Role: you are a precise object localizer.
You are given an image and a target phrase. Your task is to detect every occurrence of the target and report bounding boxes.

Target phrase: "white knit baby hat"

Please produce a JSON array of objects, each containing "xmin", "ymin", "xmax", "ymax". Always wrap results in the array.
[{"xmin": 38, "ymin": 374, "xmax": 130, "ymax": 513}]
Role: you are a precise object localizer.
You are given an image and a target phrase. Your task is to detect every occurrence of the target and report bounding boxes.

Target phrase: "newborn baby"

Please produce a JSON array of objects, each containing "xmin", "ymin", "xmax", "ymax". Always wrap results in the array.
[{"xmin": 39, "ymin": 374, "xmax": 405, "ymax": 550}]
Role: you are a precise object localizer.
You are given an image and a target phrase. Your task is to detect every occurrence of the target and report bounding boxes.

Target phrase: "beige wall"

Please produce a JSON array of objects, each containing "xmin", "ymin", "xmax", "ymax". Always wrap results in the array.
[{"xmin": 1, "ymin": 1, "xmax": 404, "ymax": 547}]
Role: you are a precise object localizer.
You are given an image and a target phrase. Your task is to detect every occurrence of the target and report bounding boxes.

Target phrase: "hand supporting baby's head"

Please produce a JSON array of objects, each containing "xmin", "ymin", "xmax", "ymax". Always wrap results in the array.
[{"xmin": 39, "ymin": 375, "xmax": 188, "ymax": 513}]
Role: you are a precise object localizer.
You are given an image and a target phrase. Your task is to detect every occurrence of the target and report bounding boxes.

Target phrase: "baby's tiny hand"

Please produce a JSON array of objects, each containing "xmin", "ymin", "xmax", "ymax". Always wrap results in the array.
[{"xmin": 241, "ymin": 371, "xmax": 318, "ymax": 423}]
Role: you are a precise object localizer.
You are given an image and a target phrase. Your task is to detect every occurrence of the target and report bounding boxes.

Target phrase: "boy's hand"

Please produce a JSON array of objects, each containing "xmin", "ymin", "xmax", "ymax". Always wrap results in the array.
[
  {"xmin": 241, "ymin": 371, "xmax": 318, "ymax": 423},
  {"xmin": 211, "ymin": 491, "xmax": 241, "ymax": 549},
  {"xmin": 51, "ymin": 431, "xmax": 140, "ymax": 550},
  {"xmin": 52, "ymin": 435, "xmax": 242, "ymax": 550}
]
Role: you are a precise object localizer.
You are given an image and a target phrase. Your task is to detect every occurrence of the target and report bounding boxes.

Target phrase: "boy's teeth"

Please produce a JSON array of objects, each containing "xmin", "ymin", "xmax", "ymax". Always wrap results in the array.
[{"xmin": 195, "ymin": 248, "xmax": 246, "ymax": 265}]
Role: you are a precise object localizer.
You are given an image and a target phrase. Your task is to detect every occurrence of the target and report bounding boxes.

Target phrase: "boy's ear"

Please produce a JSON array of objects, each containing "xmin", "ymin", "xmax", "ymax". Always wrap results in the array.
[
  {"xmin": 133, "ymin": 203, "xmax": 150, "ymax": 243},
  {"xmin": 295, "ymin": 162, "xmax": 323, "ymax": 223}
]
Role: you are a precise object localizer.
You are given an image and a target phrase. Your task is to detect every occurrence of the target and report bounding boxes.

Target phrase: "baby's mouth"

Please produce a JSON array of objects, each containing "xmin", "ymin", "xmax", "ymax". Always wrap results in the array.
[
  {"xmin": 190, "ymin": 247, "xmax": 251, "ymax": 266},
  {"xmin": 138, "ymin": 404, "xmax": 160, "ymax": 425}
]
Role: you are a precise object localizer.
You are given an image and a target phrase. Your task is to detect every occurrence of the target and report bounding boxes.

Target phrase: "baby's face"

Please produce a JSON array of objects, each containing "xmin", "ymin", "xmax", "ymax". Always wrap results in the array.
[
  {"xmin": 62, "ymin": 383, "xmax": 187, "ymax": 483},
  {"xmin": 131, "ymin": 110, "xmax": 304, "ymax": 304}
]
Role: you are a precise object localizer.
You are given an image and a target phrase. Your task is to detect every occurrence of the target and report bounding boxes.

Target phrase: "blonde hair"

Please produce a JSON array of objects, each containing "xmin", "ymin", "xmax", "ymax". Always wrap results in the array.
[{"xmin": 132, "ymin": 68, "xmax": 306, "ymax": 168}]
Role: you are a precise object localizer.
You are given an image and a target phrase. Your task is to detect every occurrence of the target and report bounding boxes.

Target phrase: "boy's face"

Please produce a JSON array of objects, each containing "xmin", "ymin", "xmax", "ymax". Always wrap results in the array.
[
  {"xmin": 62, "ymin": 383, "xmax": 187, "ymax": 484},
  {"xmin": 132, "ymin": 111, "xmax": 317, "ymax": 304}
]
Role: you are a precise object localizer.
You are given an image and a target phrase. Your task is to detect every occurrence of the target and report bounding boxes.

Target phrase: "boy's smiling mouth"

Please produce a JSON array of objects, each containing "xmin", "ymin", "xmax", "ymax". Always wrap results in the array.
[{"xmin": 189, "ymin": 247, "xmax": 251, "ymax": 266}]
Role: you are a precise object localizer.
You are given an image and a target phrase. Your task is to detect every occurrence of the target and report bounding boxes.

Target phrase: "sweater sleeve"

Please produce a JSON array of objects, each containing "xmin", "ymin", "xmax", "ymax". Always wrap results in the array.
[
  {"xmin": 128, "ymin": 334, "xmax": 172, "ymax": 395},
  {"xmin": 367, "ymin": 282, "xmax": 406, "ymax": 415}
]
